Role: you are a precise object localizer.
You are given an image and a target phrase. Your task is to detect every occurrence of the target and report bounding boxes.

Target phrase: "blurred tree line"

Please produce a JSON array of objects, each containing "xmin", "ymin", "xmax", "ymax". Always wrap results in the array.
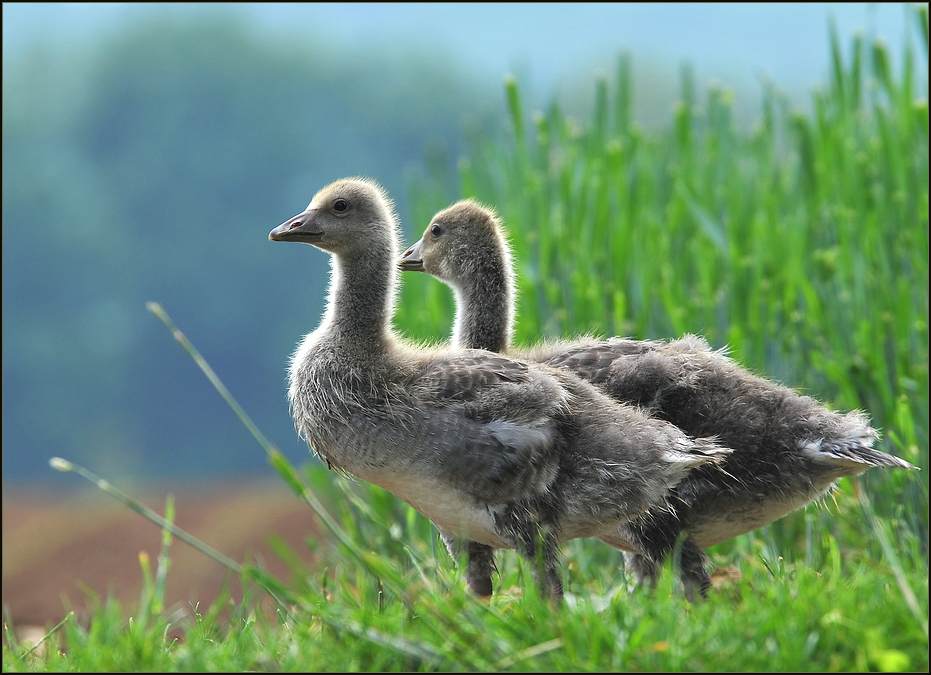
[{"xmin": 2, "ymin": 12, "xmax": 492, "ymax": 482}]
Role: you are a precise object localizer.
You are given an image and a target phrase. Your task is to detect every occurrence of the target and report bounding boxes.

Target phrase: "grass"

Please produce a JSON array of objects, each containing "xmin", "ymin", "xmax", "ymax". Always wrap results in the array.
[
  {"xmin": 4, "ymin": 7, "xmax": 928, "ymax": 671},
  {"xmin": 3, "ymin": 452, "xmax": 928, "ymax": 671}
]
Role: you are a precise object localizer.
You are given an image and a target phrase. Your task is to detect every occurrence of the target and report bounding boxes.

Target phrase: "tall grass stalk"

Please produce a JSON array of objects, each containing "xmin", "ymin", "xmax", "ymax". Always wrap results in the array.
[{"xmin": 47, "ymin": 457, "xmax": 245, "ymax": 577}]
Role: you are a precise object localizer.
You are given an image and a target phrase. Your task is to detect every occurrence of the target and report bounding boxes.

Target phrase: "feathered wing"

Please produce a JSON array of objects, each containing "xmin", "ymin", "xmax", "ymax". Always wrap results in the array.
[
  {"xmin": 402, "ymin": 352, "xmax": 571, "ymax": 504},
  {"xmin": 529, "ymin": 337, "xmax": 657, "ymax": 382}
]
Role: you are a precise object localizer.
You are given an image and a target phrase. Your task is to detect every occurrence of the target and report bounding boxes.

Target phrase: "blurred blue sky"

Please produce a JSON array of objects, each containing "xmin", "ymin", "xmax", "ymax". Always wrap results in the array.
[{"xmin": 3, "ymin": 2, "xmax": 919, "ymax": 112}]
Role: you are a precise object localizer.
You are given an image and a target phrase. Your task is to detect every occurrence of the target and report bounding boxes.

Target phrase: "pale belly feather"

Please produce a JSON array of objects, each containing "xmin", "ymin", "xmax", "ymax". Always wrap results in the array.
[{"xmin": 354, "ymin": 467, "xmax": 513, "ymax": 550}]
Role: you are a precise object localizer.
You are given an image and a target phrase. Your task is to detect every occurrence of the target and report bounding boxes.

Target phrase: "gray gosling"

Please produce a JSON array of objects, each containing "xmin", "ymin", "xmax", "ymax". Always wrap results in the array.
[
  {"xmin": 398, "ymin": 198, "xmax": 917, "ymax": 600},
  {"xmin": 269, "ymin": 177, "xmax": 733, "ymax": 600}
]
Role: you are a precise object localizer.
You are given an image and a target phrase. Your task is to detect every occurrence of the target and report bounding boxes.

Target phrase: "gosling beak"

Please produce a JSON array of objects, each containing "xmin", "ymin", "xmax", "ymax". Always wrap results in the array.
[
  {"xmin": 269, "ymin": 209, "xmax": 323, "ymax": 243},
  {"xmin": 397, "ymin": 237, "xmax": 425, "ymax": 272}
]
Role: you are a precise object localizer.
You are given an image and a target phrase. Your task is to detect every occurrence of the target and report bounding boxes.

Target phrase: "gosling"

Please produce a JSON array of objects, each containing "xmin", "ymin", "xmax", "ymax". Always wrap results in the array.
[{"xmin": 269, "ymin": 178, "xmax": 733, "ymax": 600}]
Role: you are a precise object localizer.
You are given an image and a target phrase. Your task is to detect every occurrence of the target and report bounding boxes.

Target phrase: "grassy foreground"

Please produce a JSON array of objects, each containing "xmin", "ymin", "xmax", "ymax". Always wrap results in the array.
[
  {"xmin": 3, "ymin": 426, "xmax": 928, "ymax": 672},
  {"xmin": 4, "ymin": 8, "xmax": 928, "ymax": 672},
  {"xmin": 3, "ymin": 446, "xmax": 927, "ymax": 672}
]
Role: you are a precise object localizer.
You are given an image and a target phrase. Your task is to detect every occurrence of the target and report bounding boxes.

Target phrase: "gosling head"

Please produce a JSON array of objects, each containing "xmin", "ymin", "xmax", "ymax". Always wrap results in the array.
[
  {"xmin": 270, "ymin": 177, "xmax": 399, "ymax": 256},
  {"xmin": 398, "ymin": 199, "xmax": 511, "ymax": 289}
]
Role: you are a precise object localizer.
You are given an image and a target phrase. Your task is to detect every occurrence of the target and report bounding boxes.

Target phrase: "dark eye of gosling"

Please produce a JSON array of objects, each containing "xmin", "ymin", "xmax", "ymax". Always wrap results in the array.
[
  {"xmin": 430, "ymin": 223, "xmax": 443, "ymax": 237},
  {"xmin": 333, "ymin": 199, "xmax": 349, "ymax": 212}
]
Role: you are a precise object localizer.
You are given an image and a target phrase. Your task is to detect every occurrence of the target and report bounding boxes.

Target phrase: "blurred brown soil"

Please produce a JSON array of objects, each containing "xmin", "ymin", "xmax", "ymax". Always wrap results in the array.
[{"xmin": 2, "ymin": 480, "xmax": 324, "ymax": 637}]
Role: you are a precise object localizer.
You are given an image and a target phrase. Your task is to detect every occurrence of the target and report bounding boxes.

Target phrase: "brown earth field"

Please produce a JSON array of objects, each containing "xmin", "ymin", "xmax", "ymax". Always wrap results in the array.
[{"xmin": 2, "ymin": 479, "xmax": 325, "ymax": 641}]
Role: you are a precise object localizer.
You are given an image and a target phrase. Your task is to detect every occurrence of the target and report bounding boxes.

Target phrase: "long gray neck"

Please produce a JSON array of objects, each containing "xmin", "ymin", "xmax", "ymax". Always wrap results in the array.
[
  {"xmin": 322, "ymin": 245, "xmax": 397, "ymax": 357},
  {"xmin": 451, "ymin": 252, "xmax": 514, "ymax": 353}
]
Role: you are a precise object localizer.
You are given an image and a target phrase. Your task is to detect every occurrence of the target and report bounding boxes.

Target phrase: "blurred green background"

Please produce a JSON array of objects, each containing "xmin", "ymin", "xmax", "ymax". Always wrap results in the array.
[{"xmin": 1, "ymin": 2, "xmax": 923, "ymax": 486}]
